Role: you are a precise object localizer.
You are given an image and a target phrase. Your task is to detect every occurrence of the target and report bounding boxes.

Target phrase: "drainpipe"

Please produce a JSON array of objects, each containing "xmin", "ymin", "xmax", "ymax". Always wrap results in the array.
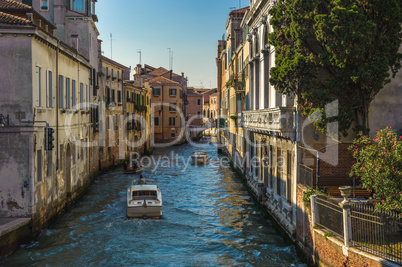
[
  {"xmin": 316, "ymin": 151, "xmax": 320, "ymax": 189},
  {"xmin": 56, "ymin": 41, "xmax": 59, "ymax": 169}
]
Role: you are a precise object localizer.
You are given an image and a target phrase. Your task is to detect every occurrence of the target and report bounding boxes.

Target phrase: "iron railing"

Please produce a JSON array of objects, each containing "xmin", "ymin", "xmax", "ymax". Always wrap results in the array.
[
  {"xmin": 299, "ymin": 164, "xmax": 314, "ymax": 188},
  {"xmin": 315, "ymin": 195, "xmax": 344, "ymax": 239},
  {"xmin": 350, "ymin": 204, "xmax": 402, "ymax": 264}
]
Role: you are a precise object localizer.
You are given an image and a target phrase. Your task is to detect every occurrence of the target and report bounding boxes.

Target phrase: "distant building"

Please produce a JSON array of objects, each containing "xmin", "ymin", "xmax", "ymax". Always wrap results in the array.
[
  {"xmin": 186, "ymin": 88, "xmax": 203, "ymax": 126},
  {"xmin": 201, "ymin": 88, "xmax": 217, "ymax": 124},
  {"xmin": 135, "ymin": 64, "xmax": 187, "ymax": 144}
]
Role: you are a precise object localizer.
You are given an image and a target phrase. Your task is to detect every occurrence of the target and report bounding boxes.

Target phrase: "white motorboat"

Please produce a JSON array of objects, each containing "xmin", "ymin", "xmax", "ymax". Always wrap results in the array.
[
  {"xmin": 126, "ymin": 178, "xmax": 162, "ymax": 219},
  {"xmin": 191, "ymin": 150, "xmax": 208, "ymax": 164},
  {"xmin": 199, "ymin": 136, "xmax": 211, "ymax": 143}
]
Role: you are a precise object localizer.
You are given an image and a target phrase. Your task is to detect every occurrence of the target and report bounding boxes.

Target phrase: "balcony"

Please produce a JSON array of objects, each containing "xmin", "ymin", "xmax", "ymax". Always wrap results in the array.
[{"xmin": 243, "ymin": 107, "xmax": 296, "ymax": 139}]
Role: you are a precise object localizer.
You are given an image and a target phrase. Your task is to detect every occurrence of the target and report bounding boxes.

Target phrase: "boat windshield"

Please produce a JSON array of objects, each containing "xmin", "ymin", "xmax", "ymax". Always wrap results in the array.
[{"xmin": 132, "ymin": 190, "xmax": 157, "ymax": 200}]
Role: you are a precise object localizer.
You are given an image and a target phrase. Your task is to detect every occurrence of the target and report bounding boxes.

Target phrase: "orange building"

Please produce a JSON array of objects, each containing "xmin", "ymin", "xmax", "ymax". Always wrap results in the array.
[{"xmin": 186, "ymin": 88, "xmax": 203, "ymax": 126}]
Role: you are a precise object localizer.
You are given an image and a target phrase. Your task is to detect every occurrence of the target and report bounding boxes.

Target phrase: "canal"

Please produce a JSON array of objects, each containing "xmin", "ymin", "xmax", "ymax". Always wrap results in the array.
[{"xmin": 3, "ymin": 143, "xmax": 304, "ymax": 266}]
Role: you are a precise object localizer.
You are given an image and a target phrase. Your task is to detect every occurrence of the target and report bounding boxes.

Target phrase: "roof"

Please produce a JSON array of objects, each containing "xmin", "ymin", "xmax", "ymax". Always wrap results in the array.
[
  {"xmin": 229, "ymin": 6, "xmax": 249, "ymax": 16},
  {"xmin": 101, "ymin": 55, "xmax": 128, "ymax": 70},
  {"xmin": 147, "ymin": 67, "xmax": 169, "ymax": 77},
  {"xmin": 0, "ymin": 10, "xmax": 31, "ymax": 25},
  {"xmin": 149, "ymin": 76, "xmax": 180, "ymax": 86},
  {"xmin": 187, "ymin": 89, "xmax": 201, "ymax": 96},
  {"xmin": 0, "ymin": 0, "xmax": 32, "ymax": 11}
]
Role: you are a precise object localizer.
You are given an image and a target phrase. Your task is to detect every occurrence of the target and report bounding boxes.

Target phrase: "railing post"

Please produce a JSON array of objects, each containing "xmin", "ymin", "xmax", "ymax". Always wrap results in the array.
[
  {"xmin": 311, "ymin": 195, "xmax": 318, "ymax": 226},
  {"xmin": 339, "ymin": 186, "xmax": 352, "ymax": 253}
]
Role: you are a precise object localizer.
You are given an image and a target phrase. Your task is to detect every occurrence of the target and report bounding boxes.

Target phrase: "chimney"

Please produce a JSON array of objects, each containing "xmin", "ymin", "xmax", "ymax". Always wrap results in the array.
[
  {"xmin": 136, "ymin": 64, "xmax": 142, "ymax": 74},
  {"xmin": 70, "ymin": 34, "xmax": 79, "ymax": 51},
  {"xmin": 26, "ymin": 13, "xmax": 33, "ymax": 22},
  {"xmin": 181, "ymin": 72, "xmax": 184, "ymax": 77}
]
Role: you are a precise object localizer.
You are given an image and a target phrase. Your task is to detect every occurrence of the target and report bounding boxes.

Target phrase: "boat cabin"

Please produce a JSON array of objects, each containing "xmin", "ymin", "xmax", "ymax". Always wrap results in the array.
[{"xmin": 132, "ymin": 190, "xmax": 158, "ymax": 200}]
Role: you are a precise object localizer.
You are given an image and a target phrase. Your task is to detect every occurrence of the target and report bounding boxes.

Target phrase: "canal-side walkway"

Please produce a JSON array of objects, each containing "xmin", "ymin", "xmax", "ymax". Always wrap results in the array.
[{"xmin": 0, "ymin": 217, "xmax": 31, "ymax": 256}]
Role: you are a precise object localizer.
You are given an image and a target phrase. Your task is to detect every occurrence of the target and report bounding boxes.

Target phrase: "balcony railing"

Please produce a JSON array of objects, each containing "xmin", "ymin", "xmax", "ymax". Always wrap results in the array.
[{"xmin": 243, "ymin": 107, "xmax": 296, "ymax": 138}]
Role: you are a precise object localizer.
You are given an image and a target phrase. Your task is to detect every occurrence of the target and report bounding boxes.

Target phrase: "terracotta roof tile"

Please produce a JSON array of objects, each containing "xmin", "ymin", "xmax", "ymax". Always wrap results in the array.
[
  {"xmin": 0, "ymin": 0, "xmax": 32, "ymax": 11},
  {"xmin": 229, "ymin": 6, "xmax": 249, "ymax": 16},
  {"xmin": 0, "ymin": 11, "xmax": 31, "ymax": 25},
  {"xmin": 148, "ymin": 67, "xmax": 169, "ymax": 77},
  {"xmin": 149, "ymin": 76, "xmax": 180, "ymax": 85}
]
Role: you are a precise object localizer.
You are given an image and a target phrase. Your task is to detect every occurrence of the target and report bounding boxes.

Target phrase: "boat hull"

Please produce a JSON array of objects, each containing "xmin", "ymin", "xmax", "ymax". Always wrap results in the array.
[
  {"xmin": 124, "ymin": 167, "xmax": 143, "ymax": 174},
  {"xmin": 127, "ymin": 206, "xmax": 162, "ymax": 218},
  {"xmin": 191, "ymin": 156, "xmax": 208, "ymax": 164}
]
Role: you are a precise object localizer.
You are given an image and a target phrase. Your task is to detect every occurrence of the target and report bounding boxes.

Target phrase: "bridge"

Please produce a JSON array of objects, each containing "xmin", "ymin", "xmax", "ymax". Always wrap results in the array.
[{"xmin": 186, "ymin": 122, "xmax": 216, "ymax": 141}]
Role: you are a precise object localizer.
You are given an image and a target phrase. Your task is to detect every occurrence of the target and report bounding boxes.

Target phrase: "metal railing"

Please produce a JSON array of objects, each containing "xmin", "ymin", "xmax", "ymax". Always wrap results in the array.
[
  {"xmin": 350, "ymin": 204, "xmax": 402, "ymax": 264},
  {"xmin": 315, "ymin": 195, "xmax": 344, "ymax": 239},
  {"xmin": 299, "ymin": 164, "xmax": 314, "ymax": 188}
]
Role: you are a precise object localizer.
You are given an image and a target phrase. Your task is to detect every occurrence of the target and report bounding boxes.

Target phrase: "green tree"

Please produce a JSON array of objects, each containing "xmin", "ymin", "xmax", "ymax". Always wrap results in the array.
[
  {"xmin": 269, "ymin": 0, "xmax": 402, "ymax": 136},
  {"xmin": 349, "ymin": 127, "xmax": 402, "ymax": 213}
]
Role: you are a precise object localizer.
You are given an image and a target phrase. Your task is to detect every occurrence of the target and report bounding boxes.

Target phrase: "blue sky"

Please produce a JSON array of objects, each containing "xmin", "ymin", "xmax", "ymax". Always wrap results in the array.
[{"xmin": 95, "ymin": 0, "xmax": 250, "ymax": 88}]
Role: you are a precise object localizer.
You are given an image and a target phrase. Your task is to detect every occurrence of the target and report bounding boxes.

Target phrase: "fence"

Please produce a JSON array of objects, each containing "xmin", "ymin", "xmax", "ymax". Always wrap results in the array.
[
  {"xmin": 299, "ymin": 164, "xmax": 314, "ymax": 188},
  {"xmin": 351, "ymin": 204, "xmax": 402, "ymax": 264},
  {"xmin": 315, "ymin": 195, "xmax": 344, "ymax": 239},
  {"xmin": 311, "ymin": 192, "xmax": 402, "ymax": 265}
]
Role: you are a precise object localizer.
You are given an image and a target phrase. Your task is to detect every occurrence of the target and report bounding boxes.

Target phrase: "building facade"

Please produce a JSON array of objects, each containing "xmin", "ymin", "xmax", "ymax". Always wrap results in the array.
[{"xmin": 0, "ymin": 0, "xmax": 93, "ymax": 229}]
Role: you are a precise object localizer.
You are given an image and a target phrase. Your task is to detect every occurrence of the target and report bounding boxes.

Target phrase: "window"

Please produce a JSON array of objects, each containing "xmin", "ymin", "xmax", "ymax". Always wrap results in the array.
[
  {"xmin": 197, "ymin": 99, "xmax": 201, "ymax": 105},
  {"xmin": 154, "ymin": 117, "xmax": 159, "ymax": 126},
  {"xmin": 66, "ymin": 78, "xmax": 70, "ymax": 109},
  {"xmin": 73, "ymin": 0, "xmax": 84, "ymax": 11},
  {"xmin": 169, "ymin": 117, "xmax": 176, "ymax": 126},
  {"xmin": 197, "ymin": 111, "xmax": 201, "ymax": 118},
  {"xmin": 86, "ymin": 85, "xmax": 88, "ymax": 109},
  {"xmin": 169, "ymin": 102, "xmax": 176, "ymax": 112},
  {"xmin": 40, "ymin": 0, "xmax": 48, "ymax": 10},
  {"xmin": 153, "ymin": 88, "xmax": 161, "ymax": 96},
  {"xmin": 72, "ymin": 80, "xmax": 76, "ymax": 109},
  {"xmin": 35, "ymin": 66, "xmax": 41, "ymax": 107},
  {"xmin": 107, "ymin": 116, "xmax": 110, "ymax": 129},
  {"xmin": 169, "ymin": 88, "xmax": 176, "ymax": 96},
  {"xmin": 59, "ymin": 75, "xmax": 64, "ymax": 108},
  {"xmin": 48, "ymin": 71, "xmax": 53, "ymax": 107},
  {"xmin": 287, "ymin": 151, "xmax": 292, "ymax": 203},
  {"xmin": 171, "ymin": 132, "xmax": 176, "ymax": 138},
  {"xmin": 80, "ymin": 83, "xmax": 84, "ymax": 109},
  {"xmin": 111, "ymin": 89, "xmax": 115, "ymax": 102},
  {"xmin": 117, "ymin": 90, "xmax": 121, "ymax": 103}
]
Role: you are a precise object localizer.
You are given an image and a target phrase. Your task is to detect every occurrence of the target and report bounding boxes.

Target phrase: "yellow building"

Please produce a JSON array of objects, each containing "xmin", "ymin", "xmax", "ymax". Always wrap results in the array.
[{"xmin": 123, "ymin": 80, "xmax": 151, "ymax": 154}]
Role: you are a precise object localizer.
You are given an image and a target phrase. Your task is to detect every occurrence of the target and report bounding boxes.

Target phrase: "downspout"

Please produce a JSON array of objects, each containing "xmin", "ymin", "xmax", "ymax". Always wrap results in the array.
[
  {"xmin": 316, "ymin": 151, "xmax": 320, "ymax": 189},
  {"xmin": 56, "ymin": 41, "xmax": 59, "ymax": 169}
]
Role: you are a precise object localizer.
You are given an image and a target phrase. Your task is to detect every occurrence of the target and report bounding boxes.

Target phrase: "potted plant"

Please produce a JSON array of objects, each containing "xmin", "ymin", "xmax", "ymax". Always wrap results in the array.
[
  {"xmin": 81, "ymin": 110, "xmax": 86, "ymax": 114},
  {"xmin": 225, "ymin": 80, "xmax": 233, "ymax": 88},
  {"xmin": 229, "ymin": 115, "xmax": 237, "ymax": 120},
  {"xmin": 61, "ymin": 109, "xmax": 67, "ymax": 113},
  {"xmin": 98, "ymin": 72, "xmax": 105, "ymax": 77}
]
